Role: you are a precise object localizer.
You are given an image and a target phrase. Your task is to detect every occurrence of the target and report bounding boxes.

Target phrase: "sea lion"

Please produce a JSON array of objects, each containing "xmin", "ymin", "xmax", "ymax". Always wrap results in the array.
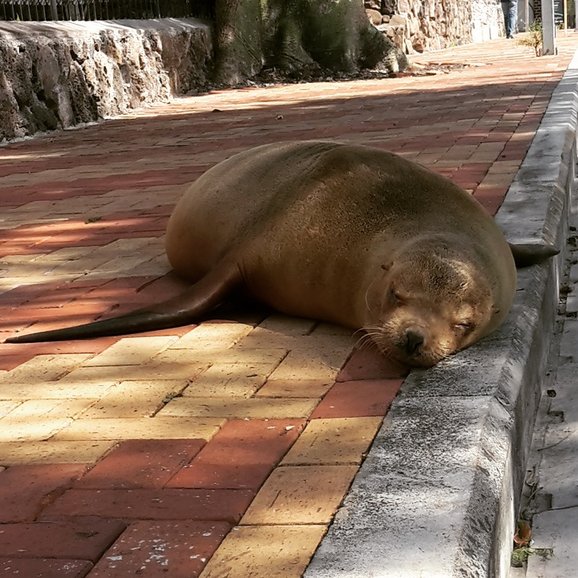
[{"xmin": 5, "ymin": 141, "xmax": 557, "ymax": 367}]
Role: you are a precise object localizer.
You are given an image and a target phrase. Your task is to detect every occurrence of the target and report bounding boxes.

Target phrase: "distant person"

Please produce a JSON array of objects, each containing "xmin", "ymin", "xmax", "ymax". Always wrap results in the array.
[{"xmin": 502, "ymin": 0, "xmax": 518, "ymax": 38}]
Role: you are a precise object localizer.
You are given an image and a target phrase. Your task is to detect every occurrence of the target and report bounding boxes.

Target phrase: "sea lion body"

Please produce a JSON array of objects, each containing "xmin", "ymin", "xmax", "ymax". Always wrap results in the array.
[
  {"xmin": 7, "ymin": 141, "xmax": 552, "ymax": 367},
  {"xmin": 166, "ymin": 141, "xmax": 515, "ymax": 365}
]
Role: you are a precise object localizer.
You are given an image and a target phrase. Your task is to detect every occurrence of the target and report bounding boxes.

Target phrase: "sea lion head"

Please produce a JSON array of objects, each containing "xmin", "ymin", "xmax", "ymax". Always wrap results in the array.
[{"xmin": 364, "ymin": 239, "xmax": 503, "ymax": 368}]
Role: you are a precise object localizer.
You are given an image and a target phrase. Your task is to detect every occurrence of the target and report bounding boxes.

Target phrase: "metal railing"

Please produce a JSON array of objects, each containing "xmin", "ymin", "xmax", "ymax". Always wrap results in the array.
[{"xmin": 0, "ymin": 0, "xmax": 213, "ymax": 21}]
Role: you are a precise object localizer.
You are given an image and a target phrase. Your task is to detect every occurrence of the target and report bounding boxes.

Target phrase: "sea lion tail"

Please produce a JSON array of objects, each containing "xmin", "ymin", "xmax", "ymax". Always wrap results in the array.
[
  {"xmin": 508, "ymin": 243, "xmax": 560, "ymax": 268},
  {"xmin": 5, "ymin": 266, "xmax": 242, "ymax": 344}
]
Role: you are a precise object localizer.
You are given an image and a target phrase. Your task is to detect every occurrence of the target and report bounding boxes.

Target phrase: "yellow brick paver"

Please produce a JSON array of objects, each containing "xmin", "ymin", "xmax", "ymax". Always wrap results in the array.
[
  {"xmin": 267, "ymin": 349, "xmax": 347, "ymax": 382},
  {"xmin": 170, "ymin": 322, "xmax": 254, "ymax": 350},
  {"xmin": 0, "ymin": 417, "xmax": 72, "ymax": 442},
  {"xmin": 3, "ymin": 399, "xmax": 96, "ymax": 419},
  {"xmin": 209, "ymin": 347, "xmax": 289, "ymax": 366},
  {"xmin": 0, "ymin": 354, "xmax": 92, "ymax": 384},
  {"xmin": 125, "ymin": 350, "xmax": 213, "ymax": 380},
  {"xmin": 52, "ymin": 417, "xmax": 225, "ymax": 440},
  {"xmin": 83, "ymin": 336, "xmax": 178, "ymax": 366},
  {"xmin": 199, "ymin": 525, "xmax": 327, "ymax": 578},
  {"xmin": 181, "ymin": 361, "xmax": 281, "ymax": 397},
  {"xmin": 241, "ymin": 465, "xmax": 358, "ymax": 524},
  {"xmin": 255, "ymin": 378, "xmax": 334, "ymax": 398},
  {"xmin": 0, "ymin": 440, "xmax": 114, "ymax": 465},
  {"xmin": 0, "ymin": 401, "xmax": 20, "ymax": 417},
  {"xmin": 79, "ymin": 379, "xmax": 189, "ymax": 418},
  {"xmin": 158, "ymin": 397, "xmax": 318, "ymax": 419},
  {"xmin": 256, "ymin": 315, "xmax": 318, "ymax": 335},
  {"xmin": 281, "ymin": 417, "xmax": 383, "ymax": 465}
]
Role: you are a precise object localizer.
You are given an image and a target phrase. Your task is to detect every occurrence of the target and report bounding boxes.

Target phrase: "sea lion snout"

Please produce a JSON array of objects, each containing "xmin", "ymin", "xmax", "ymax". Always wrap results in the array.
[
  {"xmin": 367, "ymin": 312, "xmax": 450, "ymax": 368},
  {"xmin": 402, "ymin": 326, "xmax": 426, "ymax": 356}
]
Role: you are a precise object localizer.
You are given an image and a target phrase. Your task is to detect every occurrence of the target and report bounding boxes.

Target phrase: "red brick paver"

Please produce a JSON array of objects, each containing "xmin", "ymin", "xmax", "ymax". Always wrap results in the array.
[
  {"xmin": 75, "ymin": 439, "xmax": 206, "ymax": 489},
  {"xmin": 0, "ymin": 34, "xmax": 577, "ymax": 577},
  {"xmin": 89, "ymin": 521, "xmax": 230, "ymax": 577},
  {"xmin": 0, "ymin": 518, "xmax": 124, "ymax": 560}
]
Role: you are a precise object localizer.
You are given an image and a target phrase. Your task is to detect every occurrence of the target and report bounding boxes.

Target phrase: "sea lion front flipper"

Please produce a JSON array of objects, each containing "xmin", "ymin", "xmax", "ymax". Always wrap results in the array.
[
  {"xmin": 508, "ymin": 243, "xmax": 560, "ymax": 268},
  {"xmin": 5, "ymin": 263, "xmax": 243, "ymax": 343}
]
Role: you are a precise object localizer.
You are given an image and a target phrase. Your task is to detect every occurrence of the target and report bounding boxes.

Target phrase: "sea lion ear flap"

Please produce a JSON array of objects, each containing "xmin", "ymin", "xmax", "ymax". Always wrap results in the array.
[{"xmin": 508, "ymin": 243, "xmax": 560, "ymax": 268}]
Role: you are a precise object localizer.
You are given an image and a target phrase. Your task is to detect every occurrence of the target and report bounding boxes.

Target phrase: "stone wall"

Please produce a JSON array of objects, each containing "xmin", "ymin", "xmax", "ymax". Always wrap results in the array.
[
  {"xmin": 365, "ymin": 0, "xmax": 505, "ymax": 54},
  {"xmin": 0, "ymin": 19, "xmax": 212, "ymax": 142},
  {"xmin": 0, "ymin": 6, "xmax": 508, "ymax": 143}
]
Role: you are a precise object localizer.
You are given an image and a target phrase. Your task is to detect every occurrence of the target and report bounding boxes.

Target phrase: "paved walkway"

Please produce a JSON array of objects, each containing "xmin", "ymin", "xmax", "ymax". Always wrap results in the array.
[{"xmin": 0, "ymin": 34, "xmax": 577, "ymax": 577}]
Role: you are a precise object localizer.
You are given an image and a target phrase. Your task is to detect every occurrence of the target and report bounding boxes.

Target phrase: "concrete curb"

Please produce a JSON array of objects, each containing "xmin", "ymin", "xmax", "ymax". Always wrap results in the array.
[{"xmin": 305, "ymin": 50, "xmax": 578, "ymax": 578}]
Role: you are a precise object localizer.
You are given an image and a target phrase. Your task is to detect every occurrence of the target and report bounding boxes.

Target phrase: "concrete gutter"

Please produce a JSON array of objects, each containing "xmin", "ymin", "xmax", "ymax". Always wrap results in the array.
[{"xmin": 305, "ymin": 50, "xmax": 578, "ymax": 578}]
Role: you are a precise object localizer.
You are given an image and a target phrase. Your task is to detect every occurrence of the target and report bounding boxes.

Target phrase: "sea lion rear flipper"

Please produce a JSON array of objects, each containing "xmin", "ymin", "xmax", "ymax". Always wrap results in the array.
[
  {"xmin": 5, "ymin": 264, "xmax": 243, "ymax": 343},
  {"xmin": 508, "ymin": 242, "xmax": 560, "ymax": 268}
]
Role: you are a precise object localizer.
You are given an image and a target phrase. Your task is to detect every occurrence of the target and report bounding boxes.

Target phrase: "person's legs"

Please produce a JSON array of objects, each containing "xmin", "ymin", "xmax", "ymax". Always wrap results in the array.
[{"xmin": 506, "ymin": 1, "xmax": 517, "ymax": 38}]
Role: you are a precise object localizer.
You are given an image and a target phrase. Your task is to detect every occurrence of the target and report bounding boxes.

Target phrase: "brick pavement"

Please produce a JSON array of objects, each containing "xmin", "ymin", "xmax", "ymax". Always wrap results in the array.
[{"xmin": 0, "ymin": 34, "xmax": 577, "ymax": 577}]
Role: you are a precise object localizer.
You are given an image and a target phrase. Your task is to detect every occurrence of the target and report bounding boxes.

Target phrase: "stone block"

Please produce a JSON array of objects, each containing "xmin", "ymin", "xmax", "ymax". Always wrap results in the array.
[
  {"xmin": 305, "ymin": 396, "xmax": 511, "ymax": 577},
  {"xmin": 366, "ymin": 8, "xmax": 383, "ymax": 26}
]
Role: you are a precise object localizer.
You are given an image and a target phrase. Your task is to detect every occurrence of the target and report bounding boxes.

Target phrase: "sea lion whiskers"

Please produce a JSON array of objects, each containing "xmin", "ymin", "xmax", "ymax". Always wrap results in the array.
[{"xmin": 356, "ymin": 326, "xmax": 383, "ymax": 351}]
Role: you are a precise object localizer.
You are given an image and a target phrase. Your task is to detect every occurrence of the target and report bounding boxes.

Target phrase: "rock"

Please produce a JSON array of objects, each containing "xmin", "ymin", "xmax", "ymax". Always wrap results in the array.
[
  {"xmin": 389, "ymin": 14, "xmax": 408, "ymax": 28},
  {"xmin": 412, "ymin": 33, "xmax": 426, "ymax": 52},
  {"xmin": 366, "ymin": 8, "xmax": 383, "ymax": 25},
  {"xmin": 364, "ymin": 0, "xmax": 382, "ymax": 10},
  {"xmin": 368, "ymin": 0, "xmax": 504, "ymax": 55},
  {"xmin": 382, "ymin": 0, "xmax": 397, "ymax": 14}
]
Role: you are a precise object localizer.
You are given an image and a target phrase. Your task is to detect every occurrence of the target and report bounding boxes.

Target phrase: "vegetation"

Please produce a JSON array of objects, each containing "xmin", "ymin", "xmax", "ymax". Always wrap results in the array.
[{"xmin": 516, "ymin": 21, "xmax": 543, "ymax": 56}]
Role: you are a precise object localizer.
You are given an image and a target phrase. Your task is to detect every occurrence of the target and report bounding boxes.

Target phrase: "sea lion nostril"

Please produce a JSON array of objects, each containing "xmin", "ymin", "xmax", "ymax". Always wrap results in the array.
[{"xmin": 404, "ymin": 328, "xmax": 425, "ymax": 355}]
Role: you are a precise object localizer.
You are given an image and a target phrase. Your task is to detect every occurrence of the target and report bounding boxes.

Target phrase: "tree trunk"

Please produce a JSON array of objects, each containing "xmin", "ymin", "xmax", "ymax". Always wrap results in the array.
[{"xmin": 213, "ymin": 0, "xmax": 407, "ymax": 85}]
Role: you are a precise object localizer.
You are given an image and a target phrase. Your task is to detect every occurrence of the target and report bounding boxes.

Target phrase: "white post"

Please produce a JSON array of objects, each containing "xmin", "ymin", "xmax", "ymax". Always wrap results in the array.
[{"xmin": 541, "ymin": 0, "xmax": 557, "ymax": 55}]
